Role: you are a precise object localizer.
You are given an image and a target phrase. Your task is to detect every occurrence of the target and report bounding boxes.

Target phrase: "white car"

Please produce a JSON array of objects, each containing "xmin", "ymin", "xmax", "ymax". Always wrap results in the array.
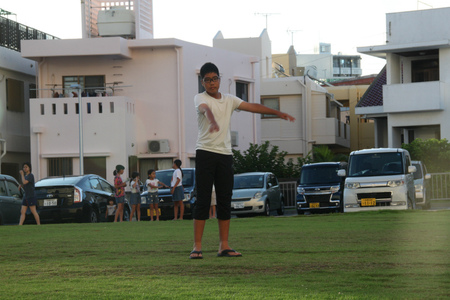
[
  {"xmin": 412, "ymin": 161, "xmax": 432, "ymax": 209},
  {"xmin": 338, "ymin": 148, "xmax": 416, "ymax": 212}
]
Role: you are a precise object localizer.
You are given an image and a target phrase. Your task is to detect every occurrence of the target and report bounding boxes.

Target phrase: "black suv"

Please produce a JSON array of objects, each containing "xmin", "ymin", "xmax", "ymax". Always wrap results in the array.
[{"xmin": 296, "ymin": 162, "xmax": 346, "ymax": 214}]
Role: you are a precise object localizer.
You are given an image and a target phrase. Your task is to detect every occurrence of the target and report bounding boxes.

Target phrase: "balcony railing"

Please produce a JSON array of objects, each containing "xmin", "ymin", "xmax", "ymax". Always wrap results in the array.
[{"xmin": 0, "ymin": 16, "xmax": 58, "ymax": 52}]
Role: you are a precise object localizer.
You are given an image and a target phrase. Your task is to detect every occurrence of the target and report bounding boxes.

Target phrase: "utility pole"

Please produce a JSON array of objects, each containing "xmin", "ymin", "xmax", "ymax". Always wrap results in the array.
[{"xmin": 255, "ymin": 12, "xmax": 280, "ymax": 31}]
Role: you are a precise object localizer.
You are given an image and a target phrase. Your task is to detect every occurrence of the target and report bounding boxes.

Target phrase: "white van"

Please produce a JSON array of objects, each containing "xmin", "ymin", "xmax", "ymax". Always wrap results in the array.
[{"xmin": 338, "ymin": 148, "xmax": 416, "ymax": 212}]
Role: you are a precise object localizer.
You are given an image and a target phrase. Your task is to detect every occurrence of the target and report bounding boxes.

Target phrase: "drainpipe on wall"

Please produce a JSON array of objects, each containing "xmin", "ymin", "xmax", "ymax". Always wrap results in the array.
[
  {"xmin": 175, "ymin": 47, "xmax": 184, "ymax": 163},
  {"xmin": 0, "ymin": 139, "xmax": 6, "ymax": 174},
  {"xmin": 32, "ymin": 127, "xmax": 44, "ymax": 181},
  {"xmin": 297, "ymin": 78, "xmax": 310, "ymax": 157}
]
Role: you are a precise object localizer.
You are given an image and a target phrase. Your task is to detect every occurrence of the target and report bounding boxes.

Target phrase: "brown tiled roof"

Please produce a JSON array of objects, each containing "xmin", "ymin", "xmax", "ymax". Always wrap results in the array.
[{"xmin": 356, "ymin": 65, "xmax": 386, "ymax": 107}]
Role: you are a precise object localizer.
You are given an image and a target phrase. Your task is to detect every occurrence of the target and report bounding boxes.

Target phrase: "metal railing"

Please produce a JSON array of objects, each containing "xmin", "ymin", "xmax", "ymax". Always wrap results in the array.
[
  {"xmin": 430, "ymin": 172, "xmax": 450, "ymax": 201},
  {"xmin": 279, "ymin": 181, "xmax": 297, "ymax": 208},
  {"xmin": 0, "ymin": 16, "xmax": 58, "ymax": 52}
]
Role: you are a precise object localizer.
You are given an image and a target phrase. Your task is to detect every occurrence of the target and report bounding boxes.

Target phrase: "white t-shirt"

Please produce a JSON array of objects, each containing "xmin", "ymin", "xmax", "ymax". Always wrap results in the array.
[
  {"xmin": 195, "ymin": 92, "xmax": 243, "ymax": 155},
  {"xmin": 130, "ymin": 180, "xmax": 140, "ymax": 194},
  {"xmin": 146, "ymin": 178, "xmax": 159, "ymax": 193},
  {"xmin": 171, "ymin": 169, "xmax": 183, "ymax": 187}
]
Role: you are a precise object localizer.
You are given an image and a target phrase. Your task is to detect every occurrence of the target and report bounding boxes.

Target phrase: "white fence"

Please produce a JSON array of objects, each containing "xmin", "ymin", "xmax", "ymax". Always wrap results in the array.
[{"xmin": 430, "ymin": 172, "xmax": 450, "ymax": 201}]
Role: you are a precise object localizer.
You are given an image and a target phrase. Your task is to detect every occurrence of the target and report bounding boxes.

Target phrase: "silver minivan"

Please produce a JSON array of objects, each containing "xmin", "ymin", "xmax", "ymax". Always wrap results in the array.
[{"xmin": 338, "ymin": 148, "xmax": 416, "ymax": 212}]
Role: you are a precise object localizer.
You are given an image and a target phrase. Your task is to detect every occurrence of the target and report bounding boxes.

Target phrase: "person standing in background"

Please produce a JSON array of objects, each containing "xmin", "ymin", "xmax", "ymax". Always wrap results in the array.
[{"xmin": 18, "ymin": 162, "xmax": 40, "ymax": 225}]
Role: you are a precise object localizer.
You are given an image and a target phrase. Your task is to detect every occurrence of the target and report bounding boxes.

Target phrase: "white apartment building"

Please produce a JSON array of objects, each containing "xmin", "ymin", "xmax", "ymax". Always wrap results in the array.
[
  {"xmin": 357, "ymin": 7, "xmax": 450, "ymax": 147},
  {"xmin": 21, "ymin": 1, "xmax": 261, "ymax": 182}
]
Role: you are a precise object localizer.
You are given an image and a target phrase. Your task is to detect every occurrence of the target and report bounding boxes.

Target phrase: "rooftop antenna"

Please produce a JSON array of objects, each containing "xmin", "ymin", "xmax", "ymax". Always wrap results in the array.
[
  {"xmin": 417, "ymin": 1, "xmax": 433, "ymax": 9},
  {"xmin": 287, "ymin": 29, "xmax": 302, "ymax": 46},
  {"xmin": 254, "ymin": 12, "xmax": 280, "ymax": 30}
]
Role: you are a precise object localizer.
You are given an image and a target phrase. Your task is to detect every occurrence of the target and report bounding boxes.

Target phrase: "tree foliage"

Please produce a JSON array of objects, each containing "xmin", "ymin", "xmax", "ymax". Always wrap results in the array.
[
  {"xmin": 232, "ymin": 141, "xmax": 312, "ymax": 179},
  {"xmin": 402, "ymin": 138, "xmax": 450, "ymax": 173},
  {"xmin": 312, "ymin": 145, "xmax": 348, "ymax": 163}
]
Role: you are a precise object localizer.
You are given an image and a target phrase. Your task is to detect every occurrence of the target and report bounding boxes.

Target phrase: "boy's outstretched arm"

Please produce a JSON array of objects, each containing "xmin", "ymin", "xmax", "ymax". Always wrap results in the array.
[
  {"xmin": 198, "ymin": 103, "xmax": 220, "ymax": 132},
  {"xmin": 238, "ymin": 102, "xmax": 296, "ymax": 122}
]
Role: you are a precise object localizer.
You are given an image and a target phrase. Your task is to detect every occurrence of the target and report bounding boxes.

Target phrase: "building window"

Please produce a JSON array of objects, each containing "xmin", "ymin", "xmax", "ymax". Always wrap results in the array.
[
  {"xmin": 261, "ymin": 98, "xmax": 280, "ymax": 118},
  {"xmin": 236, "ymin": 81, "xmax": 249, "ymax": 102},
  {"xmin": 6, "ymin": 78, "xmax": 25, "ymax": 112},
  {"xmin": 48, "ymin": 158, "xmax": 73, "ymax": 176},
  {"xmin": 84, "ymin": 157, "xmax": 107, "ymax": 179},
  {"xmin": 63, "ymin": 75, "xmax": 105, "ymax": 97},
  {"xmin": 64, "ymin": 103, "xmax": 68, "ymax": 114},
  {"xmin": 29, "ymin": 83, "xmax": 37, "ymax": 99},
  {"xmin": 99, "ymin": 102, "xmax": 103, "ymax": 114},
  {"xmin": 40, "ymin": 104, "xmax": 45, "ymax": 115},
  {"xmin": 110, "ymin": 102, "xmax": 114, "ymax": 113},
  {"xmin": 52, "ymin": 103, "xmax": 56, "ymax": 115},
  {"xmin": 412, "ymin": 59, "xmax": 439, "ymax": 82},
  {"xmin": 87, "ymin": 102, "xmax": 91, "ymax": 114}
]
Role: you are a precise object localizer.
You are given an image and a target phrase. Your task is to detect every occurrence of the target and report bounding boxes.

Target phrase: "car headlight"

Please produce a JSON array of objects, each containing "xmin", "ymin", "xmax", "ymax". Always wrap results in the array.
[
  {"xmin": 253, "ymin": 192, "xmax": 263, "ymax": 199},
  {"xmin": 183, "ymin": 193, "xmax": 191, "ymax": 201},
  {"xmin": 297, "ymin": 187, "xmax": 305, "ymax": 195},
  {"xmin": 387, "ymin": 180, "xmax": 404, "ymax": 187},
  {"xmin": 345, "ymin": 182, "xmax": 360, "ymax": 189},
  {"xmin": 330, "ymin": 185, "xmax": 340, "ymax": 193}
]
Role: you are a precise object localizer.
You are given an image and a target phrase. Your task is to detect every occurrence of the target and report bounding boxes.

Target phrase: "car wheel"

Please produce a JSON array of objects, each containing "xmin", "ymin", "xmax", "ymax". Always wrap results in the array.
[
  {"xmin": 262, "ymin": 201, "xmax": 270, "ymax": 216},
  {"xmin": 85, "ymin": 208, "xmax": 98, "ymax": 223},
  {"xmin": 297, "ymin": 210, "xmax": 304, "ymax": 215},
  {"xmin": 277, "ymin": 199, "xmax": 285, "ymax": 215}
]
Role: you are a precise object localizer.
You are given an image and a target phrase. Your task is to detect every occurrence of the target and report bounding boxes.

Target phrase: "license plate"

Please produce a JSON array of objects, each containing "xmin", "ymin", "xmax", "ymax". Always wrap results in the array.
[
  {"xmin": 309, "ymin": 202, "xmax": 320, "ymax": 208},
  {"xmin": 44, "ymin": 199, "xmax": 57, "ymax": 206},
  {"xmin": 147, "ymin": 209, "xmax": 161, "ymax": 216},
  {"xmin": 361, "ymin": 198, "xmax": 376, "ymax": 206},
  {"xmin": 233, "ymin": 203, "xmax": 245, "ymax": 209}
]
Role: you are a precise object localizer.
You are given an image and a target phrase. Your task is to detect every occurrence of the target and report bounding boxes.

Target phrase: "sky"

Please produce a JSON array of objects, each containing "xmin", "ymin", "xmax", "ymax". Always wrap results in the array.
[{"xmin": 1, "ymin": 0, "xmax": 449, "ymax": 75}]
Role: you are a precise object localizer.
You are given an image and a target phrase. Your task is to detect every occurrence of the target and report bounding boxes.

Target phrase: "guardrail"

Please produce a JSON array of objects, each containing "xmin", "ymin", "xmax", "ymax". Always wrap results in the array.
[{"xmin": 430, "ymin": 172, "xmax": 450, "ymax": 201}]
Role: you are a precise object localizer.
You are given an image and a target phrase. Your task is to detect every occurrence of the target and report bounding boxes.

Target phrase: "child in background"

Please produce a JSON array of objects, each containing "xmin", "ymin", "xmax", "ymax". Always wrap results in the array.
[
  {"xmin": 146, "ymin": 169, "xmax": 168, "ymax": 221},
  {"xmin": 171, "ymin": 159, "xmax": 184, "ymax": 220},
  {"xmin": 210, "ymin": 184, "xmax": 216, "ymax": 219},
  {"xmin": 113, "ymin": 165, "xmax": 127, "ymax": 222},
  {"xmin": 105, "ymin": 199, "xmax": 116, "ymax": 222},
  {"xmin": 129, "ymin": 172, "xmax": 141, "ymax": 221}
]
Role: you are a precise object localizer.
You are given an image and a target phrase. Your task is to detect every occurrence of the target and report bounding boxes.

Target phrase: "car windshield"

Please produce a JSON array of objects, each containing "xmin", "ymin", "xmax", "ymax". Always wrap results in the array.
[
  {"xmin": 234, "ymin": 175, "xmax": 264, "ymax": 189},
  {"xmin": 300, "ymin": 165, "xmax": 340, "ymax": 184},
  {"xmin": 348, "ymin": 152, "xmax": 403, "ymax": 177},
  {"xmin": 155, "ymin": 169, "xmax": 194, "ymax": 188},
  {"xmin": 412, "ymin": 163, "xmax": 423, "ymax": 180}
]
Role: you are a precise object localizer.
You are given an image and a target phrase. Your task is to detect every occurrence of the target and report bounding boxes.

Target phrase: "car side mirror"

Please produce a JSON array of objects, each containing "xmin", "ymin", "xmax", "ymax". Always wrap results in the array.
[
  {"xmin": 337, "ymin": 169, "xmax": 346, "ymax": 177},
  {"xmin": 425, "ymin": 173, "xmax": 431, "ymax": 180},
  {"xmin": 268, "ymin": 183, "xmax": 273, "ymax": 188},
  {"xmin": 408, "ymin": 166, "xmax": 417, "ymax": 173}
]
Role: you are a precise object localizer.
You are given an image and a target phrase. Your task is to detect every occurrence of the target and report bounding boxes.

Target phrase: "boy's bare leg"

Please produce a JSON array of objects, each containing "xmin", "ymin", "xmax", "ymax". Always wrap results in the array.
[
  {"xmin": 192, "ymin": 219, "xmax": 206, "ymax": 258},
  {"xmin": 218, "ymin": 219, "xmax": 241, "ymax": 256}
]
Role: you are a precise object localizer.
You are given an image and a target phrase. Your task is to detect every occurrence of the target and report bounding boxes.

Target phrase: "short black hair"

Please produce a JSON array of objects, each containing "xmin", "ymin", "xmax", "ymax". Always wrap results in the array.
[
  {"xmin": 200, "ymin": 62, "xmax": 219, "ymax": 79},
  {"xmin": 22, "ymin": 162, "xmax": 32, "ymax": 172},
  {"xmin": 131, "ymin": 171, "xmax": 139, "ymax": 179}
]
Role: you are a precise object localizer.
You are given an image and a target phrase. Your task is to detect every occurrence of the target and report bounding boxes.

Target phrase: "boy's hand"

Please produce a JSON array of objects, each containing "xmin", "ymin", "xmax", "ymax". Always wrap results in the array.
[
  {"xmin": 278, "ymin": 112, "xmax": 296, "ymax": 122},
  {"xmin": 209, "ymin": 121, "xmax": 220, "ymax": 133}
]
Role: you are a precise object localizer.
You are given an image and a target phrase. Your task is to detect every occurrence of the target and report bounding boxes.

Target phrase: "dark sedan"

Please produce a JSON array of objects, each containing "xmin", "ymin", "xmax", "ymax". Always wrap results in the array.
[
  {"xmin": 26, "ymin": 174, "xmax": 130, "ymax": 223},
  {"xmin": 0, "ymin": 174, "xmax": 22, "ymax": 225},
  {"xmin": 140, "ymin": 168, "xmax": 196, "ymax": 220}
]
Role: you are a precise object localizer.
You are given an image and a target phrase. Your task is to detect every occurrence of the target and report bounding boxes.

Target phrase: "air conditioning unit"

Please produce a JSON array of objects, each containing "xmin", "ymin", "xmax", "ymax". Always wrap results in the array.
[
  {"xmin": 148, "ymin": 139, "xmax": 170, "ymax": 153},
  {"xmin": 231, "ymin": 131, "xmax": 238, "ymax": 147}
]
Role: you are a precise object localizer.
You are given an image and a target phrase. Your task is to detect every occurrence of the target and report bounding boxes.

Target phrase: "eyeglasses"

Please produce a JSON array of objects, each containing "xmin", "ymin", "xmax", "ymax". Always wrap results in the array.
[{"xmin": 203, "ymin": 76, "xmax": 220, "ymax": 84}]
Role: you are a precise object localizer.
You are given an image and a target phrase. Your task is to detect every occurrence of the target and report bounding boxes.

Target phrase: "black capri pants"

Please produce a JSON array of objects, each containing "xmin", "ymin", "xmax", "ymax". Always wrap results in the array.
[{"xmin": 194, "ymin": 149, "xmax": 234, "ymax": 220}]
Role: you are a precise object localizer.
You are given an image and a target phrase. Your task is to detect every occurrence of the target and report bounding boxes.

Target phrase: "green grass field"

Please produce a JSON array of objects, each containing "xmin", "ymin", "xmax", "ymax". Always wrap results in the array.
[{"xmin": 0, "ymin": 210, "xmax": 449, "ymax": 299}]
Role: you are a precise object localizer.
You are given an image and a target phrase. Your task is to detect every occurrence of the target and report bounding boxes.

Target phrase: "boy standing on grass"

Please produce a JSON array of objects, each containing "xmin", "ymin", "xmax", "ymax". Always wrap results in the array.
[{"xmin": 190, "ymin": 62, "xmax": 295, "ymax": 259}]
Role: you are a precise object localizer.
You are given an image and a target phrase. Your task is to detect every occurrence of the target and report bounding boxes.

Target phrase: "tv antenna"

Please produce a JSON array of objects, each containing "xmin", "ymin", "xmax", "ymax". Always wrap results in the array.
[
  {"xmin": 287, "ymin": 29, "xmax": 302, "ymax": 46},
  {"xmin": 255, "ymin": 13, "xmax": 280, "ymax": 30}
]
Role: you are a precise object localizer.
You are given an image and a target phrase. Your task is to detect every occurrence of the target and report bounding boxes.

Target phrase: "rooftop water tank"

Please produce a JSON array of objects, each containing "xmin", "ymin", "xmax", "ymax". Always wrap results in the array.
[{"xmin": 97, "ymin": 7, "xmax": 135, "ymax": 38}]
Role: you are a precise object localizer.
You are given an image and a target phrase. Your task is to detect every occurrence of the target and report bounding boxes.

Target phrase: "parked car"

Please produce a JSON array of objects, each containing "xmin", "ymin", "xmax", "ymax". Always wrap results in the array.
[
  {"xmin": 0, "ymin": 174, "xmax": 23, "ymax": 225},
  {"xmin": 26, "ymin": 174, "xmax": 130, "ymax": 223},
  {"xmin": 139, "ymin": 168, "xmax": 196, "ymax": 220},
  {"xmin": 412, "ymin": 160, "xmax": 432, "ymax": 209},
  {"xmin": 338, "ymin": 148, "xmax": 416, "ymax": 212},
  {"xmin": 296, "ymin": 162, "xmax": 346, "ymax": 214},
  {"xmin": 231, "ymin": 172, "xmax": 284, "ymax": 217}
]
